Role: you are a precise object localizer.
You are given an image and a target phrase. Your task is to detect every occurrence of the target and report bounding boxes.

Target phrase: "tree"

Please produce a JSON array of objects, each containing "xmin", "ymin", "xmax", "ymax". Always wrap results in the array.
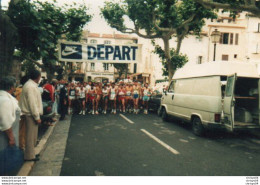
[
  {"xmin": 7, "ymin": 0, "xmax": 92, "ymax": 80},
  {"xmin": 0, "ymin": 0, "xmax": 18, "ymax": 78},
  {"xmin": 193, "ymin": 0, "xmax": 260, "ymax": 17},
  {"xmin": 113, "ymin": 63, "xmax": 128, "ymax": 79},
  {"xmin": 101, "ymin": 0, "xmax": 216, "ymax": 81},
  {"xmin": 152, "ymin": 40, "xmax": 188, "ymax": 77}
]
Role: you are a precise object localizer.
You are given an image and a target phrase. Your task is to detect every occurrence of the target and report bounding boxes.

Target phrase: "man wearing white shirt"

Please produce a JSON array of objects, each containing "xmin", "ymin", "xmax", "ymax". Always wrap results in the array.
[
  {"xmin": 0, "ymin": 77, "xmax": 21, "ymax": 147},
  {"xmin": 19, "ymin": 70, "xmax": 43, "ymax": 161},
  {"xmin": 0, "ymin": 76, "xmax": 22, "ymax": 175}
]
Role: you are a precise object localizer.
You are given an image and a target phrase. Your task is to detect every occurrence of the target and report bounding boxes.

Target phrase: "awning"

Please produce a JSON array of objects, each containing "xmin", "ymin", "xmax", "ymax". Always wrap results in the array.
[{"xmin": 129, "ymin": 73, "xmax": 150, "ymax": 77}]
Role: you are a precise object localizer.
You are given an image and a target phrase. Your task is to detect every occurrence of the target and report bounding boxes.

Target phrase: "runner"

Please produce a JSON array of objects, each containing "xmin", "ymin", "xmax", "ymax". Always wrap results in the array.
[
  {"xmin": 109, "ymin": 83, "xmax": 117, "ymax": 114},
  {"xmin": 142, "ymin": 83, "xmax": 151, "ymax": 114},
  {"xmin": 95, "ymin": 83, "xmax": 102, "ymax": 115},
  {"xmin": 102, "ymin": 84, "xmax": 110, "ymax": 114},
  {"xmin": 85, "ymin": 81, "xmax": 92, "ymax": 113},
  {"xmin": 68, "ymin": 82, "xmax": 77, "ymax": 114},
  {"xmin": 118, "ymin": 84, "xmax": 126, "ymax": 113},
  {"xmin": 88, "ymin": 83, "xmax": 96, "ymax": 115},
  {"xmin": 78, "ymin": 84, "xmax": 86, "ymax": 115},
  {"xmin": 132, "ymin": 81, "xmax": 141, "ymax": 114},
  {"xmin": 125, "ymin": 83, "xmax": 133, "ymax": 113}
]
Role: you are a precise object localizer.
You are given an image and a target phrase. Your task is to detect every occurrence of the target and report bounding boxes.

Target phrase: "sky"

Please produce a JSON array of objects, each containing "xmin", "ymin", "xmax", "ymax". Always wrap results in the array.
[{"xmin": 2, "ymin": 0, "xmax": 125, "ymax": 34}]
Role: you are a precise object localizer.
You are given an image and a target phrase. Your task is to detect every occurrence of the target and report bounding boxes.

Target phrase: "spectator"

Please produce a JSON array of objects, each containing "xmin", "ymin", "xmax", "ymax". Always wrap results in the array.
[
  {"xmin": 16, "ymin": 76, "xmax": 29, "ymax": 151},
  {"xmin": 59, "ymin": 82, "xmax": 68, "ymax": 121},
  {"xmin": 0, "ymin": 76, "xmax": 22, "ymax": 174},
  {"xmin": 19, "ymin": 70, "xmax": 43, "ymax": 161},
  {"xmin": 43, "ymin": 80, "xmax": 55, "ymax": 102}
]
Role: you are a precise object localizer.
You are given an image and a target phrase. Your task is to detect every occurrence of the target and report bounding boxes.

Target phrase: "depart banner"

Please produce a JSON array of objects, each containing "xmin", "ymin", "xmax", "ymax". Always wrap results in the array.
[{"xmin": 58, "ymin": 41, "xmax": 142, "ymax": 63}]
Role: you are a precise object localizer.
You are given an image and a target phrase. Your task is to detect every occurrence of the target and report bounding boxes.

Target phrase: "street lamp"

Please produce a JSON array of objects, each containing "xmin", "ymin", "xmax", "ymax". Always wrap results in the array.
[{"xmin": 211, "ymin": 29, "xmax": 221, "ymax": 61}]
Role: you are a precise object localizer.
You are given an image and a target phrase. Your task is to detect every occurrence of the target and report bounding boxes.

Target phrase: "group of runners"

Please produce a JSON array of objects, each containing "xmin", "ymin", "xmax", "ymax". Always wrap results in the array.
[{"xmin": 66, "ymin": 81, "xmax": 152, "ymax": 115}]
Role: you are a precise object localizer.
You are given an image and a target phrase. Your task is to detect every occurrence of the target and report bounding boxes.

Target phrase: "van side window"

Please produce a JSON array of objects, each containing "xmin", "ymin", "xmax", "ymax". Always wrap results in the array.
[
  {"xmin": 168, "ymin": 81, "xmax": 175, "ymax": 93},
  {"xmin": 225, "ymin": 76, "xmax": 235, "ymax": 97}
]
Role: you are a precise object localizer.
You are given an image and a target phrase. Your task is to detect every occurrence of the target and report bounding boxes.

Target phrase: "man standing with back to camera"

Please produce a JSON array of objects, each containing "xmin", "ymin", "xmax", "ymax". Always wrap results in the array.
[{"xmin": 19, "ymin": 70, "xmax": 43, "ymax": 161}]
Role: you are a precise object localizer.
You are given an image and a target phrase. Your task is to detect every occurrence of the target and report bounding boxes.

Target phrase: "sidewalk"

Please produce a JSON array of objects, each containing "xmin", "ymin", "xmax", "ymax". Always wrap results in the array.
[{"xmin": 17, "ymin": 116, "xmax": 72, "ymax": 176}]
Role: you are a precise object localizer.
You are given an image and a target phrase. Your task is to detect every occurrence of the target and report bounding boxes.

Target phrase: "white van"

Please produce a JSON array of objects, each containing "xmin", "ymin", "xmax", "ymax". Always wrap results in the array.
[{"xmin": 160, "ymin": 61, "xmax": 260, "ymax": 136}]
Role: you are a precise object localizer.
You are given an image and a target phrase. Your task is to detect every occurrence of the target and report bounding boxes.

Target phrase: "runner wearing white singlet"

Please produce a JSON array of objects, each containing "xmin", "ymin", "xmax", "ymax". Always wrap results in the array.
[{"xmin": 109, "ymin": 83, "xmax": 117, "ymax": 114}]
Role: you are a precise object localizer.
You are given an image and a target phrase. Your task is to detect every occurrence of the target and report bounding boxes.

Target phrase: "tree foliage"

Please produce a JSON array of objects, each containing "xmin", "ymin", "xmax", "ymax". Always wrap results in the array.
[
  {"xmin": 113, "ymin": 63, "xmax": 128, "ymax": 79},
  {"xmin": 193, "ymin": 0, "xmax": 260, "ymax": 17},
  {"xmin": 6, "ymin": 0, "xmax": 92, "ymax": 80},
  {"xmin": 0, "ymin": 7, "xmax": 18, "ymax": 77},
  {"xmin": 101, "ymin": 0, "xmax": 216, "ymax": 81},
  {"xmin": 152, "ymin": 40, "xmax": 188, "ymax": 77}
]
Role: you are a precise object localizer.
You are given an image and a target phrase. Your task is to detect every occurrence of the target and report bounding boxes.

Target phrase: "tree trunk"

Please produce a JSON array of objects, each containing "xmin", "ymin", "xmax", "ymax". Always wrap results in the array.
[
  {"xmin": 124, "ymin": 64, "xmax": 128, "ymax": 79},
  {"xmin": 163, "ymin": 37, "xmax": 174, "ymax": 84},
  {"xmin": 0, "ymin": 13, "xmax": 18, "ymax": 78},
  {"xmin": 42, "ymin": 58, "xmax": 55, "ymax": 82},
  {"xmin": 176, "ymin": 35, "xmax": 184, "ymax": 55}
]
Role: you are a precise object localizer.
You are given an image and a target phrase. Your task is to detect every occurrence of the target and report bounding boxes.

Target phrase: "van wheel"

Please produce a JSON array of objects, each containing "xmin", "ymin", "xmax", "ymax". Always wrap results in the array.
[
  {"xmin": 157, "ymin": 107, "xmax": 162, "ymax": 117},
  {"xmin": 162, "ymin": 108, "xmax": 169, "ymax": 122},
  {"xmin": 192, "ymin": 117, "xmax": 204, "ymax": 136}
]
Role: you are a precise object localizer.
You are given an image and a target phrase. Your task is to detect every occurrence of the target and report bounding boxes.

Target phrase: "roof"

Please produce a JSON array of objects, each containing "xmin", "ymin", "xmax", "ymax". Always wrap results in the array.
[
  {"xmin": 82, "ymin": 31, "xmax": 138, "ymax": 40},
  {"xmin": 88, "ymin": 33, "xmax": 101, "ymax": 38},
  {"xmin": 173, "ymin": 61, "xmax": 260, "ymax": 79}
]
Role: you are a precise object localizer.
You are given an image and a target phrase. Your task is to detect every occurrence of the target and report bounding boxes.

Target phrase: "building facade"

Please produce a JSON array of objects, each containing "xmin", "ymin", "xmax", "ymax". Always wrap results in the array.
[{"xmin": 61, "ymin": 11, "xmax": 260, "ymax": 84}]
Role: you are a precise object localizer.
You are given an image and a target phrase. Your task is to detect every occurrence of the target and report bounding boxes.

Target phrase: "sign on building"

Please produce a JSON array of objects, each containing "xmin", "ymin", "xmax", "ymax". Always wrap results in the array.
[{"xmin": 58, "ymin": 41, "xmax": 142, "ymax": 63}]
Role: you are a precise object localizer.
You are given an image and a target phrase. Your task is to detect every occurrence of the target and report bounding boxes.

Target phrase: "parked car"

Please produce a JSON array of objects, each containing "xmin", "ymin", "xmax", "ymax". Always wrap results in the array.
[
  {"xmin": 160, "ymin": 61, "xmax": 260, "ymax": 136},
  {"xmin": 149, "ymin": 90, "xmax": 162, "ymax": 114}
]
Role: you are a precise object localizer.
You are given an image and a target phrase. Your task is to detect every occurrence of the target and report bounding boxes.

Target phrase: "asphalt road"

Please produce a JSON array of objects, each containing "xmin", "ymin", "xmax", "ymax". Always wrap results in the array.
[{"xmin": 60, "ymin": 112, "xmax": 260, "ymax": 176}]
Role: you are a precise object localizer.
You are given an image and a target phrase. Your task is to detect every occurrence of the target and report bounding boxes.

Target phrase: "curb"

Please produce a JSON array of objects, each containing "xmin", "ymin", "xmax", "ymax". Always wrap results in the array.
[{"xmin": 17, "ymin": 120, "xmax": 59, "ymax": 176}]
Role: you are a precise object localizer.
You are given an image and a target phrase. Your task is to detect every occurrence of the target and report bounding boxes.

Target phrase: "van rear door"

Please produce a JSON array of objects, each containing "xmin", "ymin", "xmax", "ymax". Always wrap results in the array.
[{"xmin": 223, "ymin": 74, "xmax": 237, "ymax": 132}]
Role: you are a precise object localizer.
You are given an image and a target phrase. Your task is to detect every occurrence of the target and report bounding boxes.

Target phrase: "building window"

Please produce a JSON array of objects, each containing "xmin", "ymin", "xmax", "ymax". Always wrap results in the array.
[
  {"xmin": 234, "ymin": 54, "xmax": 237, "ymax": 58},
  {"xmin": 91, "ymin": 63, "xmax": 95, "ymax": 71},
  {"xmin": 104, "ymin": 63, "xmax": 109, "ymax": 71},
  {"xmin": 90, "ymin": 39, "xmax": 97, "ymax": 44},
  {"xmin": 222, "ymin": 55, "xmax": 229, "ymax": 61},
  {"xmin": 104, "ymin": 40, "xmax": 111, "ymax": 44},
  {"xmin": 220, "ymin": 33, "xmax": 238, "ymax": 45},
  {"xmin": 222, "ymin": 33, "xmax": 229, "ymax": 44},
  {"xmin": 197, "ymin": 56, "xmax": 202, "ymax": 64},
  {"xmin": 230, "ymin": 33, "xmax": 234, "ymax": 45},
  {"xmin": 235, "ymin": 33, "xmax": 239, "ymax": 45}
]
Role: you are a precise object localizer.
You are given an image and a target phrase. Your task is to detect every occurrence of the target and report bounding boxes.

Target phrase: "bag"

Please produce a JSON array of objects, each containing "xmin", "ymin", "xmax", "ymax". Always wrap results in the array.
[{"xmin": 0, "ymin": 146, "xmax": 24, "ymax": 175}]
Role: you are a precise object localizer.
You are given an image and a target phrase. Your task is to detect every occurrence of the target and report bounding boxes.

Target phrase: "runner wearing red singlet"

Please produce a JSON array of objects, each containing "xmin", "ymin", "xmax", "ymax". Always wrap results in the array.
[
  {"xmin": 88, "ymin": 84, "xmax": 96, "ymax": 115},
  {"xmin": 85, "ymin": 81, "xmax": 92, "ymax": 113}
]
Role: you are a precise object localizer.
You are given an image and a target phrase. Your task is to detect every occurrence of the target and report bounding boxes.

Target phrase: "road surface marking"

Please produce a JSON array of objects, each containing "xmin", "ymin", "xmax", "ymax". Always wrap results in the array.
[
  {"xmin": 140, "ymin": 129, "xmax": 180, "ymax": 155},
  {"xmin": 179, "ymin": 139, "xmax": 189, "ymax": 143},
  {"xmin": 95, "ymin": 170, "xmax": 105, "ymax": 176},
  {"xmin": 120, "ymin": 114, "xmax": 134, "ymax": 124}
]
